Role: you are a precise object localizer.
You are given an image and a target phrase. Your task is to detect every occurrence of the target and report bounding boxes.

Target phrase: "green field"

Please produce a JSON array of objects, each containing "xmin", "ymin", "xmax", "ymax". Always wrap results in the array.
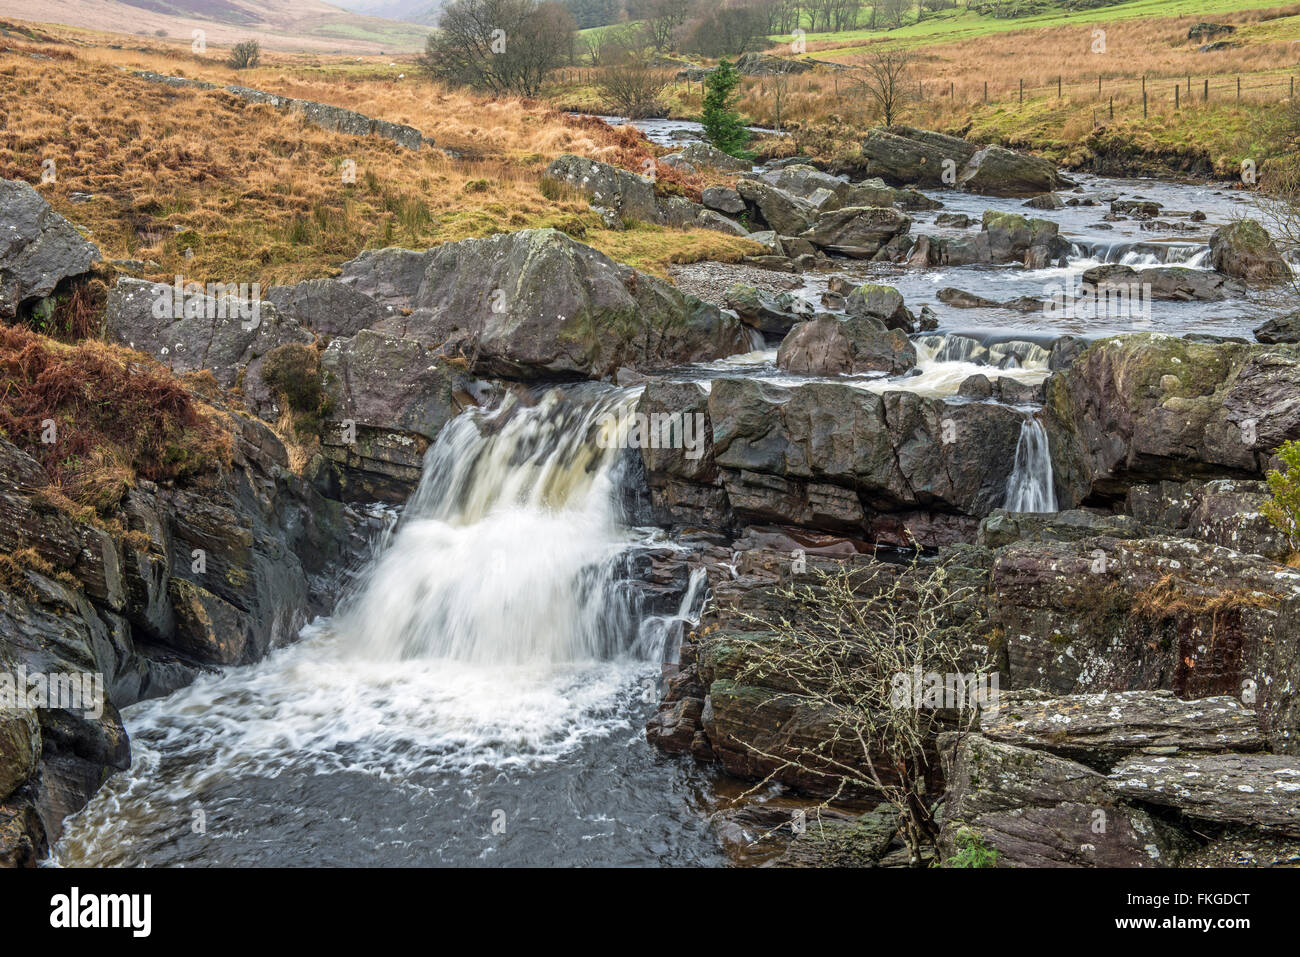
[{"xmin": 772, "ymin": 0, "xmax": 1300, "ymax": 57}]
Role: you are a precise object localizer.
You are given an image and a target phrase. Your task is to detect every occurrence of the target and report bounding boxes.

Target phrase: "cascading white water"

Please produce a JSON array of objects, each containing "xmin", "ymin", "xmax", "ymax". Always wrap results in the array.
[
  {"xmin": 334, "ymin": 388, "xmax": 646, "ymax": 665},
  {"xmin": 1004, "ymin": 417, "xmax": 1058, "ymax": 513}
]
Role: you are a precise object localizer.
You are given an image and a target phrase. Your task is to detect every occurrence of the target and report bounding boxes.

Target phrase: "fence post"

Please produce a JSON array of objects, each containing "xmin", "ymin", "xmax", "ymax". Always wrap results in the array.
[
  {"xmin": 984, "ymin": 80, "xmax": 988, "ymax": 103},
  {"xmin": 1175, "ymin": 85, "xmax": 1180, "ymax": 110},
  {"xmin": 1020, "ymin": 78, "xmax": 1023, "ymax": 104},
  {"xmin": 1143, "ymin": 90, "xmax": 1148, "ymax": 118},
  {"xmin": 1204, "ymin": 78, "xmax": 1208, "ymax": 102},
  {"xmin": 1110, "ymin": 96, "xmax": 1113, "ymax": 119},
  {"xmin": 1237, "ymin": 76, "xmax": 1241, "ymax": 101},
  {"xmin": 1058, "ymin": 75, "xmax": 1061, "ymax": 98},
  {"xmin": 1097, "ymin": 75, "xmax": 1101, "ymax": 95},
  {"xmin": 950, "ymin": 80, "xmax": 954, "ymax": 98}
]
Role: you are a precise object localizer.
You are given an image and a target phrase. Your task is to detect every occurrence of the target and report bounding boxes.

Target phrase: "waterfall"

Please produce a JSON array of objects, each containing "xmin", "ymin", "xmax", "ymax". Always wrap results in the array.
[
  {"xmin": 1004, "ymin": 417, "xmax": 1058, "ymax": 513},
  {"xmin": 334, "ymin": 386, "xmax": 651, "ymax": 665}
]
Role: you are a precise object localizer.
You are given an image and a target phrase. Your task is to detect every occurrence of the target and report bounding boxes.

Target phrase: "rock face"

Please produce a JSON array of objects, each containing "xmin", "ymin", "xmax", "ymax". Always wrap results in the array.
[
  {"xmin": 845, "ymin": 283, "xmax": 914, "ymax": 331},
  {"xmin": 369, "ymin": 228, "xmax": 754, "ymax": 379},
  {"xmin": 636, "ymin": 377, "xmax": 1027, "ymax": 542},
  {"xmin": 1209, "ymin": 219, "xmax": 1292, "ymax": 285},
  {"xmin": 777, "ymin": 315, "xmax": 916, "ymax": 376},
  {"xmin": 1045, "ymin": 334, "xmax": 1300, "ymax": 502},
  {"xmin": 317, "ymin": 330, "xmax": 469, "ymax": 502},
  {"xmin": 988, "ymin": 535, "xmax": 1300, "ymax": 752},
  {"xmin": 736, "ymin": 178, "xmax": 818, "ymax": 235},
  {"xmin": 0, "ymin": 410, "xmax": 361, "ymax": 862},
  {"xmin": 0, "ymin": 179, "xmax": 101, "ymax": 320},
  {"xmin": 912, "ymin": 210, "xmax": 1065, "ymax": 267}
]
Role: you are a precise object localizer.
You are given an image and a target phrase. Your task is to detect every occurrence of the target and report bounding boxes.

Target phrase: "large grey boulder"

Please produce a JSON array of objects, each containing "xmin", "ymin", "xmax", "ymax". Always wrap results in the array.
[
  {"xmin": 799, "ymin": 206, "xmax": 912, "ymax": 259},
  {"xmin": 543, "ymin": 153, "xmax": 660, "ymax": 224},
  {"xmin": 371, "ymin": 228, "xmax": 754, "ymax": 379},
  {"xmin": 776, "ymin": 315, "xmax": 916, "ymax": 376},
  {"xmin": 958, "ymin": 144, "xmax": 1068, "ymax": 197},
  {"xmin": 736, "ymin": 179, "xmax": 818, "ymax": 235},
  {"xmin": 0, "ymin": 179, "xmax": 100, "ymax": 320},
  {"xmin": 1209, "ymin": 219, "xmax": 1292, "ymax": 285},
  {"xmin": 337, "ymin": 247, "xmax": 437, "ymax": 311},
  {"xmin": 861, "ymin": 127, "xmax": 976, "ymax": 187},
  {"xmin": 678, "ymin": 141, "xmax": 751, "ymax": 172}
]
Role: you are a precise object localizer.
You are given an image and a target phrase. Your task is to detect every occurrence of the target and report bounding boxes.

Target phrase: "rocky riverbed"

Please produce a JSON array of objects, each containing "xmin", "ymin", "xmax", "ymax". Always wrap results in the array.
[{"xmin": 3, "ymin": 120, "xmax": 1300, "ymax": 868}]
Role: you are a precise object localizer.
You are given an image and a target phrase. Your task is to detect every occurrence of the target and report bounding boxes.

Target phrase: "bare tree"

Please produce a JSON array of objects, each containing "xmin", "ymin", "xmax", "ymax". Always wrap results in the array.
[
  {"xmin": 419, "ymin": 0, "xmax": 576, "ymax": 97},
  {"xmin": 880, "ymin": 0, "xmax": 909, "ymax": 28},
  {"xmin": 595, "ymin": 28, "xmax": 671, "ymax": 117},
  {"xmin": 730, "ymin": 558, "xmax": 993, "ymax": 865},
  {"xmin": 855, "ymin": 48, "xmax": 915, "ymax": 127},
  {"xmin": 638, "ymin": 0, "xmax": 693, "ymax": 52}
]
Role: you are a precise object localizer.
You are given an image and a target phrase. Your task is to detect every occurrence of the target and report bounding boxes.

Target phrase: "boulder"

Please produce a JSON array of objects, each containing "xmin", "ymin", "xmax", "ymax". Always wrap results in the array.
[
  {"xmin": 958, "ymin": 144, "xmax": 1067, "ymax": 198},
  {"xmin": 678, "ymin": 141, "xmax": 751, "ymax": 172},
  {"xmin": 542, "ymin": 153, "xmax": 659, "ymax": 224},
  {"xmin": 844, "ymin": 283, "xmax": 914, "ymax": 331},
  {"xmin": 776, "ymin": 316, "xmax": 917, "ymax": 376},
  {"xmin": 799, "ymin": 206, "xmax": 912, "ymax": 259},
  {"xmin": 1080, "ymin": 263, "xmax": 1244, "ymax": 301},
  {"xmin": 1209, "ymin": 219, "xmax": 1292, "ymax": 285},
  {"xmin": 1254, "ymin": 311, "xmax": 1300, "ymax": 344},
  {"xmin": 723, "ymin": 283, "xmax": 814, "ymax": 339},
  {"xmin": 736, "ymin": 179, "xmax": 818, "ymax": 235},
  {"xmin": 0, "ymin": 178, "xmax": 101, "ymax": 320},
  {"xmin": 701, "ymin": 186, "xmax": 746, "ymax": 215},
  {"xmin": 861, "ymin": 127, "xmax": 975, "ymax": 187},
  {"xmin": 370, "ymin": 228, "xmax": 754, "ymax": 379}
]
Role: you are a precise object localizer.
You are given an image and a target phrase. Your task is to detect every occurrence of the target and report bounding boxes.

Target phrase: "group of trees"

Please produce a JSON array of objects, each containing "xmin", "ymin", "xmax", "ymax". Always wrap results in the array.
[{"xmin": 418, "ymin": 0, "xmax": 577, "ymax": 97}]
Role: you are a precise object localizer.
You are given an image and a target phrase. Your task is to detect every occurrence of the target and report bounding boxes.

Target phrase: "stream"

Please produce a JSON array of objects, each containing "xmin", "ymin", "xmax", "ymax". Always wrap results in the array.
[{"xmin": 50, "ymin": 117, "xmax": 1300, "ymax": 868}]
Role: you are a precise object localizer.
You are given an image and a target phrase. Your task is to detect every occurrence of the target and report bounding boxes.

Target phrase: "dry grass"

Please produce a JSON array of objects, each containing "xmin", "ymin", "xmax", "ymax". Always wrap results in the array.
[
  {"xmin": 0, "ymin": 325, "xmax": 232, "ymax": 510},
  {"xmin": 0, "ymin": 31, "xmax": 755, "ymax": 283}
]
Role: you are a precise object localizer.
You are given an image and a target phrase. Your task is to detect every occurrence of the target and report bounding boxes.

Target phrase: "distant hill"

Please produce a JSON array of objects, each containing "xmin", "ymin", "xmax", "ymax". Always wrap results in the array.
[
  {"xmin": 0, "ymin": 0, "xmax": 431, "ymax": 52},
  {"xmin": 331, "ymin": 0, "xmax": 442, "ymax": 25}
]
